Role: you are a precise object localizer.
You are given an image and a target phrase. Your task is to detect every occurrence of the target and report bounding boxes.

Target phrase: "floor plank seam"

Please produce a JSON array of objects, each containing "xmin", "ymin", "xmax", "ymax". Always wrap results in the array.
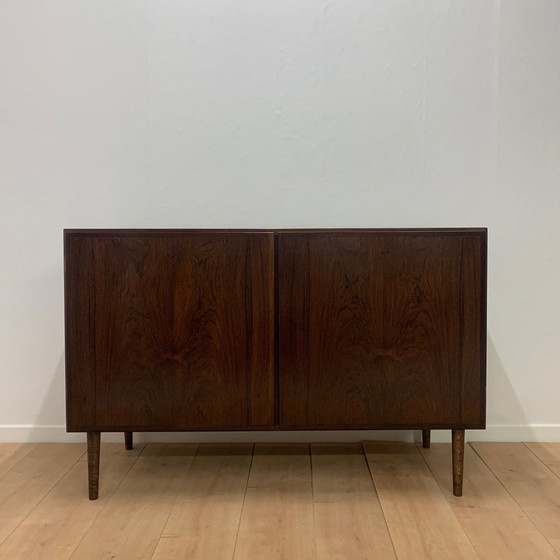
[
  {"xmin": 0, "ymin": 444, "xmax": 39, "ymax": 480},
  {"xmin": 523, "ymin": 442, "xmax": 560, "ymax": 481},
  {"xmin": 467, "ymin": 441, "xmax": 530, "ymax": 504},
  {"xmin": 0, "ymin": 445, "xmax": 86, "ymax": 548},
  {"xmin": 147, "ymin": 443, "xmax": 201, "ymax": 560},
  {"xmin": 66, "ymin": 444, "xmax": 146, "ymax": 560},
  {"xmin": 413, "ymin": 443, "xmax": 482, "ymax": 560},
  {"xmin": 360, "ymin": 441, "xmax": 399, "ymax": 560},
  {"xmin": 416, "ymin": 443, "xmax": 484, "ymax": 560},
  {"xmin": 469, "ymin": 442, "xmax": 560, "ymax": 556},
  {"xmin": 230, "ymin": 443, "xmax": 256, "ymax": 560},
  {"xmin": 4, "ymin": 442, "xmax": 560, "ymax": 560}
]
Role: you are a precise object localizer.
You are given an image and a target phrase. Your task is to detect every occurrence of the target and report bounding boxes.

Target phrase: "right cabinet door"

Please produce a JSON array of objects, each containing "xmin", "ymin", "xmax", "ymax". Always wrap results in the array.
[{"xmin": 277, "ymin": 231, "xmax": 486, "ymax": 429}]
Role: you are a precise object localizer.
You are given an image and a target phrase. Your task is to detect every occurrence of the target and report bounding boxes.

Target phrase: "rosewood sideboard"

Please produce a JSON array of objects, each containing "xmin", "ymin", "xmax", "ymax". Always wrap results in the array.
[{"xmin": 64, "ymin": 228, "xmax": 487, "ymax": 499}]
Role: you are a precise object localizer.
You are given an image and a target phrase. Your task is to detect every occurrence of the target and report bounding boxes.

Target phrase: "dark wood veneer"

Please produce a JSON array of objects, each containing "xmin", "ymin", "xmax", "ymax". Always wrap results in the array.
[
  {"xmin": 278, "ymin": 232, "xmax": 485, "ymax": 430},
  {"xmin": 64, "ymin": 228, "xmax": 487, "ymax": 499},
  {"xmin": 65, "ymin": 232, "xmax": 275, "ymax": 433}
]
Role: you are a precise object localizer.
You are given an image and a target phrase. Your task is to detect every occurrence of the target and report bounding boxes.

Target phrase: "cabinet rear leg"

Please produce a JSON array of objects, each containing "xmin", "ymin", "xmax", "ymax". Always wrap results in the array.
[
  {"xmin": 422, "ymin": 429, "xmax": 431, "ymax": 449},
  {"xmin": 452, "ymin": 429, "xmax": 465, "ymax": 497},
  {"xmin": 125, "ymin": 431, "xmax": 133, "ymax": 450},
  {"xmin": 87, "ymin": 431, "xmax": 101, "ymax": 500}
]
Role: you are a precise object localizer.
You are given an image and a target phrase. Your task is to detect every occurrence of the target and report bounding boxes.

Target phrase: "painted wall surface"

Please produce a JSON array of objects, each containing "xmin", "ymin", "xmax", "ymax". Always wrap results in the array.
[{"xmin": 1, "ymin": 1, "xmax": 559, "ymax": 442}]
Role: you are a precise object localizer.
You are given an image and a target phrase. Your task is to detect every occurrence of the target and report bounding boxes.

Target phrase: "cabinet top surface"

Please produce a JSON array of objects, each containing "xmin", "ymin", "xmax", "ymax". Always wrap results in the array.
[{"xmin": 64, "ymin": 228, "xmax": 487, "ymax": 237}]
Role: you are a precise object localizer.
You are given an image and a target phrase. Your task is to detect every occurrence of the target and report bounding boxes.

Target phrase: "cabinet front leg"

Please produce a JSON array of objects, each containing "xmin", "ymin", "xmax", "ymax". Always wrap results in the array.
[
  {"xmin": 124, "ymin": 431, "xmax": 133, "ymax": 450},
  {"xmin": 87, "ymin": 431, "xmax": 101, "ymax": 500},
  {"xmin": 422, "ymin": 429, "xmax": 431, "ymax": 449},
  {"xmin": 452, "ymin": 429, "xmax": 465, "ymax": 497}
]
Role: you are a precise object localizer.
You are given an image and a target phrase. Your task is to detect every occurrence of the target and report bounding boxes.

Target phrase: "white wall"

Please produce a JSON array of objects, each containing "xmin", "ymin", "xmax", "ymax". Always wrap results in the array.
[{"xmin": 1, "ymin": 0, "xmax": 559, "ymax": 443}]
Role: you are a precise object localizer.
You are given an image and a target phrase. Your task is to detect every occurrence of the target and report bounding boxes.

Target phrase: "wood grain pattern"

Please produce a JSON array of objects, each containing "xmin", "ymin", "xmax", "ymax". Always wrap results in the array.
[
  {"xmin": 65, "ymin": 232, "xmax": 275, "ymax": 431},
  {"xmin": 69, "ymin": 443, "xmax": 197, "ymax": 560},
  {"xmin": 472, "ymin": 442, "xmax": 560, "ymax": 553},
  {"xmin": 0, "ymin": 444, "xmax": 85, "ymax": 544},
  {"xmin": 65, "ymin": 228, "xmax": 486, "ymax": 499},
  {"xmin": 64, "ymin": 235, "xmax": 96, "ymax": 429},
  {"xmin": 525, "ymin": 442, "xmax": 560, "ymax": 479},
  {"xmin": 363, "ymin": 441, "xmax": 479, "ymax": 560},
  {"xmin": 452, "ymin": 429, "xmax": 465, "ymax": 496},
  {"xmin": 87, "ymin": 432, "xmax": 100, "ymax": 500},
  {"xmin": 2, "ymin": 441, "xmax": 560, "ymax": 560},
  {"xmin": 278, "ymin": 232, "xmax": 486, "ymax": 429},
  {"xmin": 458, "ymin": 234, "xmax": 487, "ymax": 427},
  {"xmin": 0, "ymin": 444, "xmax": 143, "ymax": 560},
  {"xmin": 421, "ymin": 443, "xmax": 559, "ymax": 560},
  {"xmin": 0, "ymin": 444, "xmax": 37, "ymax": 479},
  {"xmin": 152, "ymin": 444, "xmax": 253, "ymax": 560},
  {"xmin": 311, "ymin": 443, "xmax": 396, "ymax": 560},
  {"xmin": 233, "ymin": 444, "xmax": 315, "ymax": 560}
]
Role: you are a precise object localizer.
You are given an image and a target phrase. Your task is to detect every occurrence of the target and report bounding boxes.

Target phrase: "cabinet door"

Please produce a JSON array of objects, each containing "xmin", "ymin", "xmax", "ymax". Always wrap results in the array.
[
  {"xmin": 65, "ymin": 231, "xmax": 275, "ymax": 431},
  {"xmin": 278, "ymin": 231, "xmax": 486, "ymax": 429}
]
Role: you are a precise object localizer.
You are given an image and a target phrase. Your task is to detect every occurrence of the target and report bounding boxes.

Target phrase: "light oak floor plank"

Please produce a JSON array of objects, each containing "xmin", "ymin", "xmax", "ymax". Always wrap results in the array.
[
  {"xmin": 0, "ymin": 443, "xmax": 85, "ymax": 544},
  {"xmin": 0, "ymin": 444, "xmax": 37, "ymax": 479},
  {"xmin": 525, "ymin": 442, "xmax": 560, "ymax": 479},
  {"xmin": 233, "ymin": 443, "xmax": 315, "ymax": 560},
  {"xmin": 363, "ymin": 442, "xmax": 479, "ymax": 560},
  {"xmin": 0, "ymin": 443, "xmax": 144, "ymax": 560},
  {"xmin": 420, "ymin": 443, "xmax": 559, "ymax": 560},
  {"xmin": 68, "ymin": 443, "xmax": 197, "ymax": 560},
  {"xmin": 472, "ymin": 442, "xmax": 560, "ymax": 554},
  {"xmin": 3, "ymin": 441, "xmax": 560, "ymax": 560},
  {"xmin": 312, "ymin": 443, "xmax": 397, "ymax": 560},
  {"xmin": 151, "ymin": 443, "xmax": 253, "ymax": 560}
]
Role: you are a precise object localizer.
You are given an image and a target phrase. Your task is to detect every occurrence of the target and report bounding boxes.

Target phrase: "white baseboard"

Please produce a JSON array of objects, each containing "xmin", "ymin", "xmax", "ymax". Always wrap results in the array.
[{"xmin": 1, "ymin": 424, "xmax": 560, "ymax": 443}]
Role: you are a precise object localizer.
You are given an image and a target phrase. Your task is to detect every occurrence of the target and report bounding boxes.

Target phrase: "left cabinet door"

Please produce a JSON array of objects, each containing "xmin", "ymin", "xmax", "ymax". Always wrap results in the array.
[{"xmin": 65, "ymin": 231, "xmax": 275, "ymax": 431}]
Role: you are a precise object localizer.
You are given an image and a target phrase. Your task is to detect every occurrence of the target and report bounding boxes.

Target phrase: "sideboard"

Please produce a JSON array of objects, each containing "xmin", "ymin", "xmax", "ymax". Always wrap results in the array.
[{"xmin": 64, "ymin": 228, "xmax": 487, "ymax": 499}]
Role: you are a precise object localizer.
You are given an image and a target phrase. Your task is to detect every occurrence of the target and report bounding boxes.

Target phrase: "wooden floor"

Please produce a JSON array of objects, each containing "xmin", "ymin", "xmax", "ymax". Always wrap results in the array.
[{"xmin": 1, "ymin": 442, "xmax": 560, "ymax": 559}]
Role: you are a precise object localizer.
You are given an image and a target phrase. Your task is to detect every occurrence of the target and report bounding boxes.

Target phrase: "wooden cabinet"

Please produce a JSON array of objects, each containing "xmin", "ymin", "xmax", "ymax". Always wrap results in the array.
[{"xmin": 65, "ymin": 228, "xmax": 487, "ymax": 499}]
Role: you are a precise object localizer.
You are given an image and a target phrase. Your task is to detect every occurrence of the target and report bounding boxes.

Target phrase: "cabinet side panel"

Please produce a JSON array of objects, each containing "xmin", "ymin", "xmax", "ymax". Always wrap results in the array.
[
  {"xmin": 460, "ymin": 233, "xmax": 487, "ymax": 427},
  {"xmin": 64, "ymin": 234, "xmax": 96, "ymax": 430}
]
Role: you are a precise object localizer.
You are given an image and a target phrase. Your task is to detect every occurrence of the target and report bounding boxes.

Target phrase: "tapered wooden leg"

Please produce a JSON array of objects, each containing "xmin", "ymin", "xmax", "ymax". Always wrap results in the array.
[
  {"xmin": 422, "ymin": 429, "xmax": 431, "ymax": 449},
  {"xmin": 452, "ymin": 429, "xmax": 465, "ymax": 497},
  {"xmin": 124, "ymin": 431, "xmax": 133, "ymax": 450},
  {"xmin": 87, "ymin": 431, "xmax": 101, "ymax": 500}
]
